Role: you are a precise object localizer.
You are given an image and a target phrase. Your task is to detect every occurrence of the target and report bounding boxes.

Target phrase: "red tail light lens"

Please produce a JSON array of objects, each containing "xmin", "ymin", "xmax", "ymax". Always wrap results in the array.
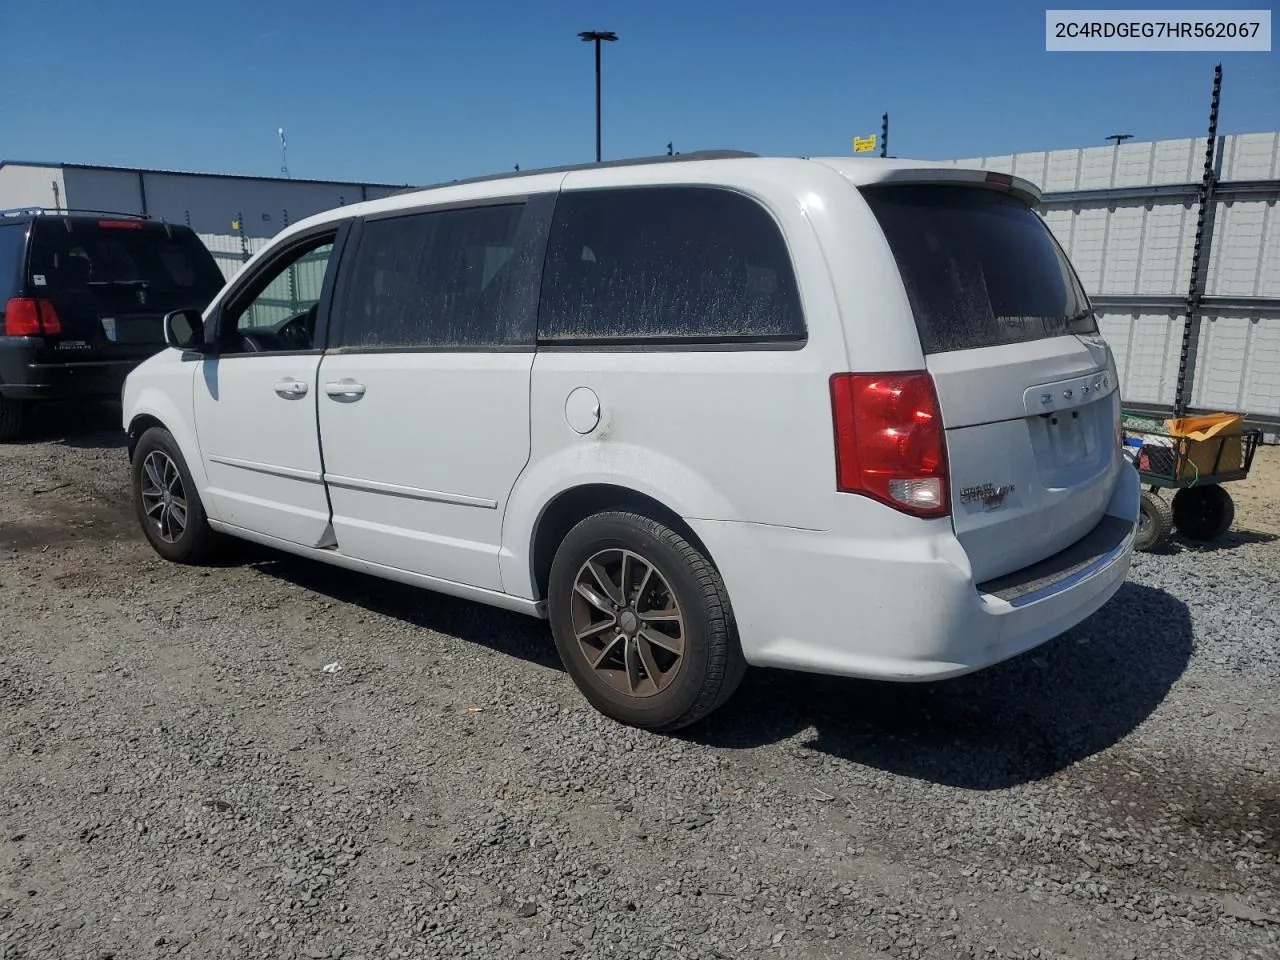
[
  {"xmin": 98, "ymin": 220, "xmax": 143, "ymax": 229},
  {"xmin": 830, "ymin": 371, "xmax": 949, "ymax": 517},
  {"xmin": 4, "ymin": 298, "xmax": 63, "ymax": 336}
]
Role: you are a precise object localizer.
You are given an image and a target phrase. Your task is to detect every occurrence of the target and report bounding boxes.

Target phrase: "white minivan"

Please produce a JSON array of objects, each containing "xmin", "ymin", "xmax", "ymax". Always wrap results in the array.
[{"xmin": 123, "ymin": 151, "xmax": 1139, "ymax": 731}]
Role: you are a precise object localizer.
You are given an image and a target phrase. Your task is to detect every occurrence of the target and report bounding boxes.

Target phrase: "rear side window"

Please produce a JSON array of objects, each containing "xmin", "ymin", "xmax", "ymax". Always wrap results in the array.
[
  {"xmin": 27, "ymin": 220, "xmax": 224, "ymax": 293},
  {"xmin": 0, "ymin": 224, "xmax": 26, "ymax": 296},
  {"xmin": 861, "ymin": 185, "xmax": 1096, "ymax": 354},
  {"xmin": 336, "ymin": 203, "xmax": 534, "ymax": 348},
  {"xmin": 538, "ymin": 186, "xmax": 804, "ymax": 344}
]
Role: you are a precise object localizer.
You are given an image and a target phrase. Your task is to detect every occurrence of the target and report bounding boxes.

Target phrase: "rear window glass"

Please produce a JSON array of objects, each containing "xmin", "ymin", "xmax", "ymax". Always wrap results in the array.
[
  {"xmin": 28, "ymin": 220, "xmax": 224, "ymax": 293},
  {"xmin": 0, "ymin": 224, "xmax": 25, "ymax": 295},
  {"xmin": 861, "ymin": 185, "xmax": 1096, "ymax": 354}
]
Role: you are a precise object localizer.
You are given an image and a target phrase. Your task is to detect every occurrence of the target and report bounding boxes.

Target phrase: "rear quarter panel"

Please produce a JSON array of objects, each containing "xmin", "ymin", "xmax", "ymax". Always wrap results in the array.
[{"xmin": 501, "ymin": 161, "xmax": 891, "ymax": 601}]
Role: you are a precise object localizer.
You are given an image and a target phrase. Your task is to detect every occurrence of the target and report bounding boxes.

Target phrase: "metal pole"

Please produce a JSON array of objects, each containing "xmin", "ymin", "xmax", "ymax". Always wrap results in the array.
[
  {"xmin": 880, "ymin": 113, "xmax": 888, "ymax": 158},
  {"xmin": 1174, "ymin": 63, "xmax": 1222, "ymax": 418},
  {"xmin": 580, "ymin": 31, "xmax": 616, "ymax": 163},
  {"xmin": 594, "ymin": 39, "xmax": 602, "ymax": 163}
]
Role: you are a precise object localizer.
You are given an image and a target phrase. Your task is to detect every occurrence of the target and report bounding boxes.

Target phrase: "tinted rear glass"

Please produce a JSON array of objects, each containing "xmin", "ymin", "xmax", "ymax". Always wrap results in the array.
[
  {"xmin": 861, "ymin": 185, "xmax": 1096, "ymax": 354},
  {"xmin": 538, "ymin": 186, "xmax": 804, "ymax": 344},
  {"xmin": 0, "ymin": 224, "xmax": 25, "ymax": 296},
  {"xmin": 28, "ymin": 220, "xmax": 224, "ymax": 293}
]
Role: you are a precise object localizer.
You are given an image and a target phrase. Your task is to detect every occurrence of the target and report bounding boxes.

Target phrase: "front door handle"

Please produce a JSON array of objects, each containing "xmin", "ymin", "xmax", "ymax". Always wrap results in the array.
[
  {"xmin": 273, "ymin": 377, "xmax": 309, "ymax": 398},
  {"xmin": 324, "ymin": 379, "xmax": 366, "ymax": 399}
]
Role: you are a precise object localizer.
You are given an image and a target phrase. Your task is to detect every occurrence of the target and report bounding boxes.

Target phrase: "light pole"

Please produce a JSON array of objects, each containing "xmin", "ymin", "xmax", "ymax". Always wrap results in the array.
[
  {"xmin": 579, "ymin": 30, "xmax": 618, "ymax": 162},
  {"xmin": 1106, "ymin": 133, "xmax": 1133, "ymax": 147}
]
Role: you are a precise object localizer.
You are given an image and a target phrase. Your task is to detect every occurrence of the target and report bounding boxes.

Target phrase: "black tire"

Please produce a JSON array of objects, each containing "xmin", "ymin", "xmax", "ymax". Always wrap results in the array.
[
  {"xmin": 131, "ymin": 426, "xmax": 217, "ymax": 564},
  {"xmin": 1135, "ymin": 490, "xmax": 1173, "ymax": 552},
  {"xmin": 1171, "ymin": 484, "xmax": 1235, "ymax": 542},
  {"xmin": 0, "ymin": 397, "xmax": 24, "ymax": 442},
  {"xmin": 547, "ymin": 511, "xmax": 746, "ymax": 732}
]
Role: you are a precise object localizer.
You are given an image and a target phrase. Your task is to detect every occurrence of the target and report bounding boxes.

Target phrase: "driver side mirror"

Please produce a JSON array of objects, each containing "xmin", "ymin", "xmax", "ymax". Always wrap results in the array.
[{"xmin": 164, "ymin": 308, "xmax": 206, "ymax": 352}]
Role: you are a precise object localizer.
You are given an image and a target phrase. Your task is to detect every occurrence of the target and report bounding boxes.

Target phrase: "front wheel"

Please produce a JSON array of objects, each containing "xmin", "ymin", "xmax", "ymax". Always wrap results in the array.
[
  {"xmin": 1171, "ymin": 484, "xmax": 1235, "ymax": 542},
  {"xmin": 547, "ymin": 511, "xmax": 746, "ymax": 732},
  {"xmin": 131, "ymin": 426, "xmax": 217, "ymax": 564}
]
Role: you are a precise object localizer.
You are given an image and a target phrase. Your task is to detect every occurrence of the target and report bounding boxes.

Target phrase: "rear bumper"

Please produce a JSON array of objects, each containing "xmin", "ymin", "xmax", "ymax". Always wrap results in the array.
[
  {"xmin": 689, "ymin": 461, "xmax": 1140, "ymax": 682},
  {"xmin": 0, "ymin": 338, "xmax": 147, "ymax": 401}
]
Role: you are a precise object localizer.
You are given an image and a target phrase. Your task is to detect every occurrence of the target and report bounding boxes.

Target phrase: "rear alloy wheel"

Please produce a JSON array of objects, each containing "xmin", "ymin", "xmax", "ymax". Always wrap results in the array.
[
  {"xmin": 570, "ymin": 548, "xmax": 688, "ymax": 699},
  {"xmin": 548, "ymin": 511, "xmax": 746, "ymax": 731},
  {"xmin": 131, "ymin": 426, "xmax": 216, "ymax": 564},
  {"xmin": 0, "ymin": 397, "xmax": 24, "ymax": 442},
  {"xmin": 1135, "ymin": 490, "xmax": 1173, "ymax": 552},
  {"xmin": 1171, "ymin": 484, "xmax": 1235, "ymax": 542}
]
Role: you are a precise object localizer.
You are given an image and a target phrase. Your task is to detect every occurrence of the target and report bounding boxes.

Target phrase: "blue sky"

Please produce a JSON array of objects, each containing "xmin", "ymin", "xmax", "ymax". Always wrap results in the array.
[{"xmin": 3, "ymin": 0, "xmax": 1276, "ymax": 185}]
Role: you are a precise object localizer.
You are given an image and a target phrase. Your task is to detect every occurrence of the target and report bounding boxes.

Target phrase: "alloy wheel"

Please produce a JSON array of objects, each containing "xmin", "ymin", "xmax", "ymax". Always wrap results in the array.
[
  {"xmin": 139, "ymin": 450, "xmax": 188, "ymax": 543},
  {"xmin": 569, "ymin": 548, "xmax": 686, "ymax": 698}
]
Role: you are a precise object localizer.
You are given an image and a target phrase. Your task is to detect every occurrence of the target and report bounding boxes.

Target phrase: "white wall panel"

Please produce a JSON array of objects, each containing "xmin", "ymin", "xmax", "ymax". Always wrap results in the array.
[
  {"xmin": 0, "ymin": 164, "xmax": 66, "ymax": 210},
  {"xmin": 1192, "ymin": 315, "xmax": 1280, "ymax": 416},
  {"xmin": 1136, "ymin": 202, "xmax": 1196, "ymax": 296},
  {"xmin": 1060, "ymin": 206, "xmax": 1109, "ymax": 290},
  {"xmin": 1097, "ymin": 202, "xmax": 1145, "ymax": 294},
  {"xmin": 1207, "ymin": 200, "xmax": 1274, "ymax": 297},
  {"xmin": 1221, "ymin": 132, "xmax": 1280, "ymax": 180},
  {"xmin": 1097, "ymin": 311, "xmax": 1184, "ymax": 407}
]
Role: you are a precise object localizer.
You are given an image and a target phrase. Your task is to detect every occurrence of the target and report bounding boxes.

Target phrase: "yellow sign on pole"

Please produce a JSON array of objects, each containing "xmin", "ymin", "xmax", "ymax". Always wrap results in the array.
[{"xmin": 853, "ymin": 134, "xmax": 878, "ymax": 153}]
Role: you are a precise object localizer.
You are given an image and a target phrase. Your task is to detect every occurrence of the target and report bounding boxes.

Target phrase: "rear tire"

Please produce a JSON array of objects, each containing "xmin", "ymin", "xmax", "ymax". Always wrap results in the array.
[
  {"xmin": 131, "ymin": 426, "xmax": 217, "ymax": 564},
  {"xmin": 0, "ymin": 397, "xmax": 24, "ymax": 442},
  {"xmin": 547, "ymin": 511, "xmax": 746, "ymax": 732},
  {"xmin": 1171, "ymin": 484, "xmax": 1234, "ymax": 542},
  {"xmin": 1135, "ymin": 490, "xmax": 1172, "ymax": 552}
]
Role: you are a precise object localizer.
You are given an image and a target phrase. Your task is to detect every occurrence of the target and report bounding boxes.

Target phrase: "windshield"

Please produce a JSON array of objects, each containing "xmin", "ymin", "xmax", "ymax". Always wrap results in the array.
[
  {"xmin": 861, "ymin": 184, "xmax": 1097, "ymax": 354},
  {"xmin": 28, "ymin": 220, "xmax": 224, "ymax": 293}
]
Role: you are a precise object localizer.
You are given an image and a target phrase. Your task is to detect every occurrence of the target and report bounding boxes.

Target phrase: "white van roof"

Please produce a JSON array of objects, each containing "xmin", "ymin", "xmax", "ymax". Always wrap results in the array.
[{"xmin": 282, "ymin": 151, "xmax": 1042, "ymax": 239}]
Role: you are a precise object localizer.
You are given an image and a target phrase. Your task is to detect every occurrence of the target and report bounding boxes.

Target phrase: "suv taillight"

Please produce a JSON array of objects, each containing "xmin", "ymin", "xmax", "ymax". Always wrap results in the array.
[
  {"xmin": 3, "ymin": 298, "xmax": 63, "ymax": 337},
  {"xmin": 829, "ymin": 371, "xmax": 949, "ymax": 517}
]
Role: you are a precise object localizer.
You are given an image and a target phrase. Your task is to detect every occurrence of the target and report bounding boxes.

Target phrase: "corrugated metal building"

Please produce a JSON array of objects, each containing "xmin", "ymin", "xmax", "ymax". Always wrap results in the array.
[
  {"xmin": 945, "ymin": 132, "xmax": 1280, "ymax": 429},
  {"xmin": 0, "ymin": 160, "xmax": 406, "ymax": 282}
]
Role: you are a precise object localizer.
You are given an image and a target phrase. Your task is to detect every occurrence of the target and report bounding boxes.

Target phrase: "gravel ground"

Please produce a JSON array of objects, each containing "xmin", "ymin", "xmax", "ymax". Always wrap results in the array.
[{"xmin": 2, "ymin": 405, "xmax": 1278, "ymax": 960}]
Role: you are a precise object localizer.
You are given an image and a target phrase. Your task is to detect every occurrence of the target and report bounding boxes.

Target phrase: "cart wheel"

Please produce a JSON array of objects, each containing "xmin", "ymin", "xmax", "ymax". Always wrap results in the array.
[
  {"xmin": 1171, "ymin": 484, "xmax": 1235, "ymax": 542},
  {"xmin": 1135, "ymin": 491, "xmax": 1173, "ymax": 552}
]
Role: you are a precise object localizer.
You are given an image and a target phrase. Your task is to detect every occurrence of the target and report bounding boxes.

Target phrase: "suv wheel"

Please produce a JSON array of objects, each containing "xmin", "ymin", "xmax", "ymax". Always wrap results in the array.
[
  {"xmin": 0, "ymin": 397, "xmax": 24, "ymax": 442},
  {"xmin": 547, "ymin": 511, "xmax": 746, "ymax": 731},
  {"xmin": 132, "ymin": 426, "xmax": 216, "ymax": 564}
]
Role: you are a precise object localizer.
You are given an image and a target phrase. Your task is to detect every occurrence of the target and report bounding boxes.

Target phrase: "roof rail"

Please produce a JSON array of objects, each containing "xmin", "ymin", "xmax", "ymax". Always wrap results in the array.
[
  {"xmin": 392, "ymin": 149, "xmax": 762, "ymax": 197},
  {"xmin": 0, "ymin": 206, "xmax": 152, "ymax": 220}
]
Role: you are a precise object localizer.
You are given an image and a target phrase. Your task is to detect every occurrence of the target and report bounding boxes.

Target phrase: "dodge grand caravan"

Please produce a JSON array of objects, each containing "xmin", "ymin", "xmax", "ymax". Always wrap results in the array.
[{"xmin": 121, "ymin": 151, "xmax": 1140, "ymax": 731}]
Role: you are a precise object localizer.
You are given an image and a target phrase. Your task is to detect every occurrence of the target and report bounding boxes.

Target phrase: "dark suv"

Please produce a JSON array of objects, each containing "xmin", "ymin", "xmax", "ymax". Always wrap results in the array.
[{"xmin": 0, "ymin": 208, "xmax": 225, "ymax": 440}]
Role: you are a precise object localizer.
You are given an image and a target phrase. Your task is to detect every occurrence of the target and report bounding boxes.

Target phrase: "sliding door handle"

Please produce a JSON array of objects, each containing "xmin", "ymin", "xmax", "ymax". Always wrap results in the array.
[{"xmin": 324, "ymin": 379, "xmax": 366, "ymax": 399}]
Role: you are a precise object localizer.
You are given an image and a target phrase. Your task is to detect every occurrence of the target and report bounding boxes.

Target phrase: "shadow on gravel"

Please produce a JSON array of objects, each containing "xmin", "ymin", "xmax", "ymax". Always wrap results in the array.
[
  {"xmin": 19, "ymin": 401, "xmax": 127, "ymax": 450},
  {"xmin": 1174, "ymin": 529, "xmax": 1279, "ymax": 552},
  {"xmin": 253, "ymin": 556, "xmax": 560, "ymax": 670},
  {"xmin": 689, "ymin": 581, "xmax": 1194, "ymax": 790}
]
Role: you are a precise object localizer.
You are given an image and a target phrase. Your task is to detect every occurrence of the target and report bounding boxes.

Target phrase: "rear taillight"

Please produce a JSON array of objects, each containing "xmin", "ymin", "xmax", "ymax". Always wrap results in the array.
[
  {"xmin": 3, "ymin": 298, "xmax": 63, "ymax": 337},
  {"xmin": 98, "ymin": 219, "xmax": 143, "ymax": 229},
  {"xmin": 830, "ymin": 371, "xmax": 949, "ymax": 517}
]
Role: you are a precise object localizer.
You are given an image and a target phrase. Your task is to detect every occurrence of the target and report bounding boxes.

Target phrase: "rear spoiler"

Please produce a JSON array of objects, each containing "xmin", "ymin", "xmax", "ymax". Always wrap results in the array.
[
  {"xmin": 871, "ymin": 168, "xmax": 1042, "ymax": 205},
  {"xmin": 811, "ymin": 159, "xmax": 1042, "ymax": 206}
]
